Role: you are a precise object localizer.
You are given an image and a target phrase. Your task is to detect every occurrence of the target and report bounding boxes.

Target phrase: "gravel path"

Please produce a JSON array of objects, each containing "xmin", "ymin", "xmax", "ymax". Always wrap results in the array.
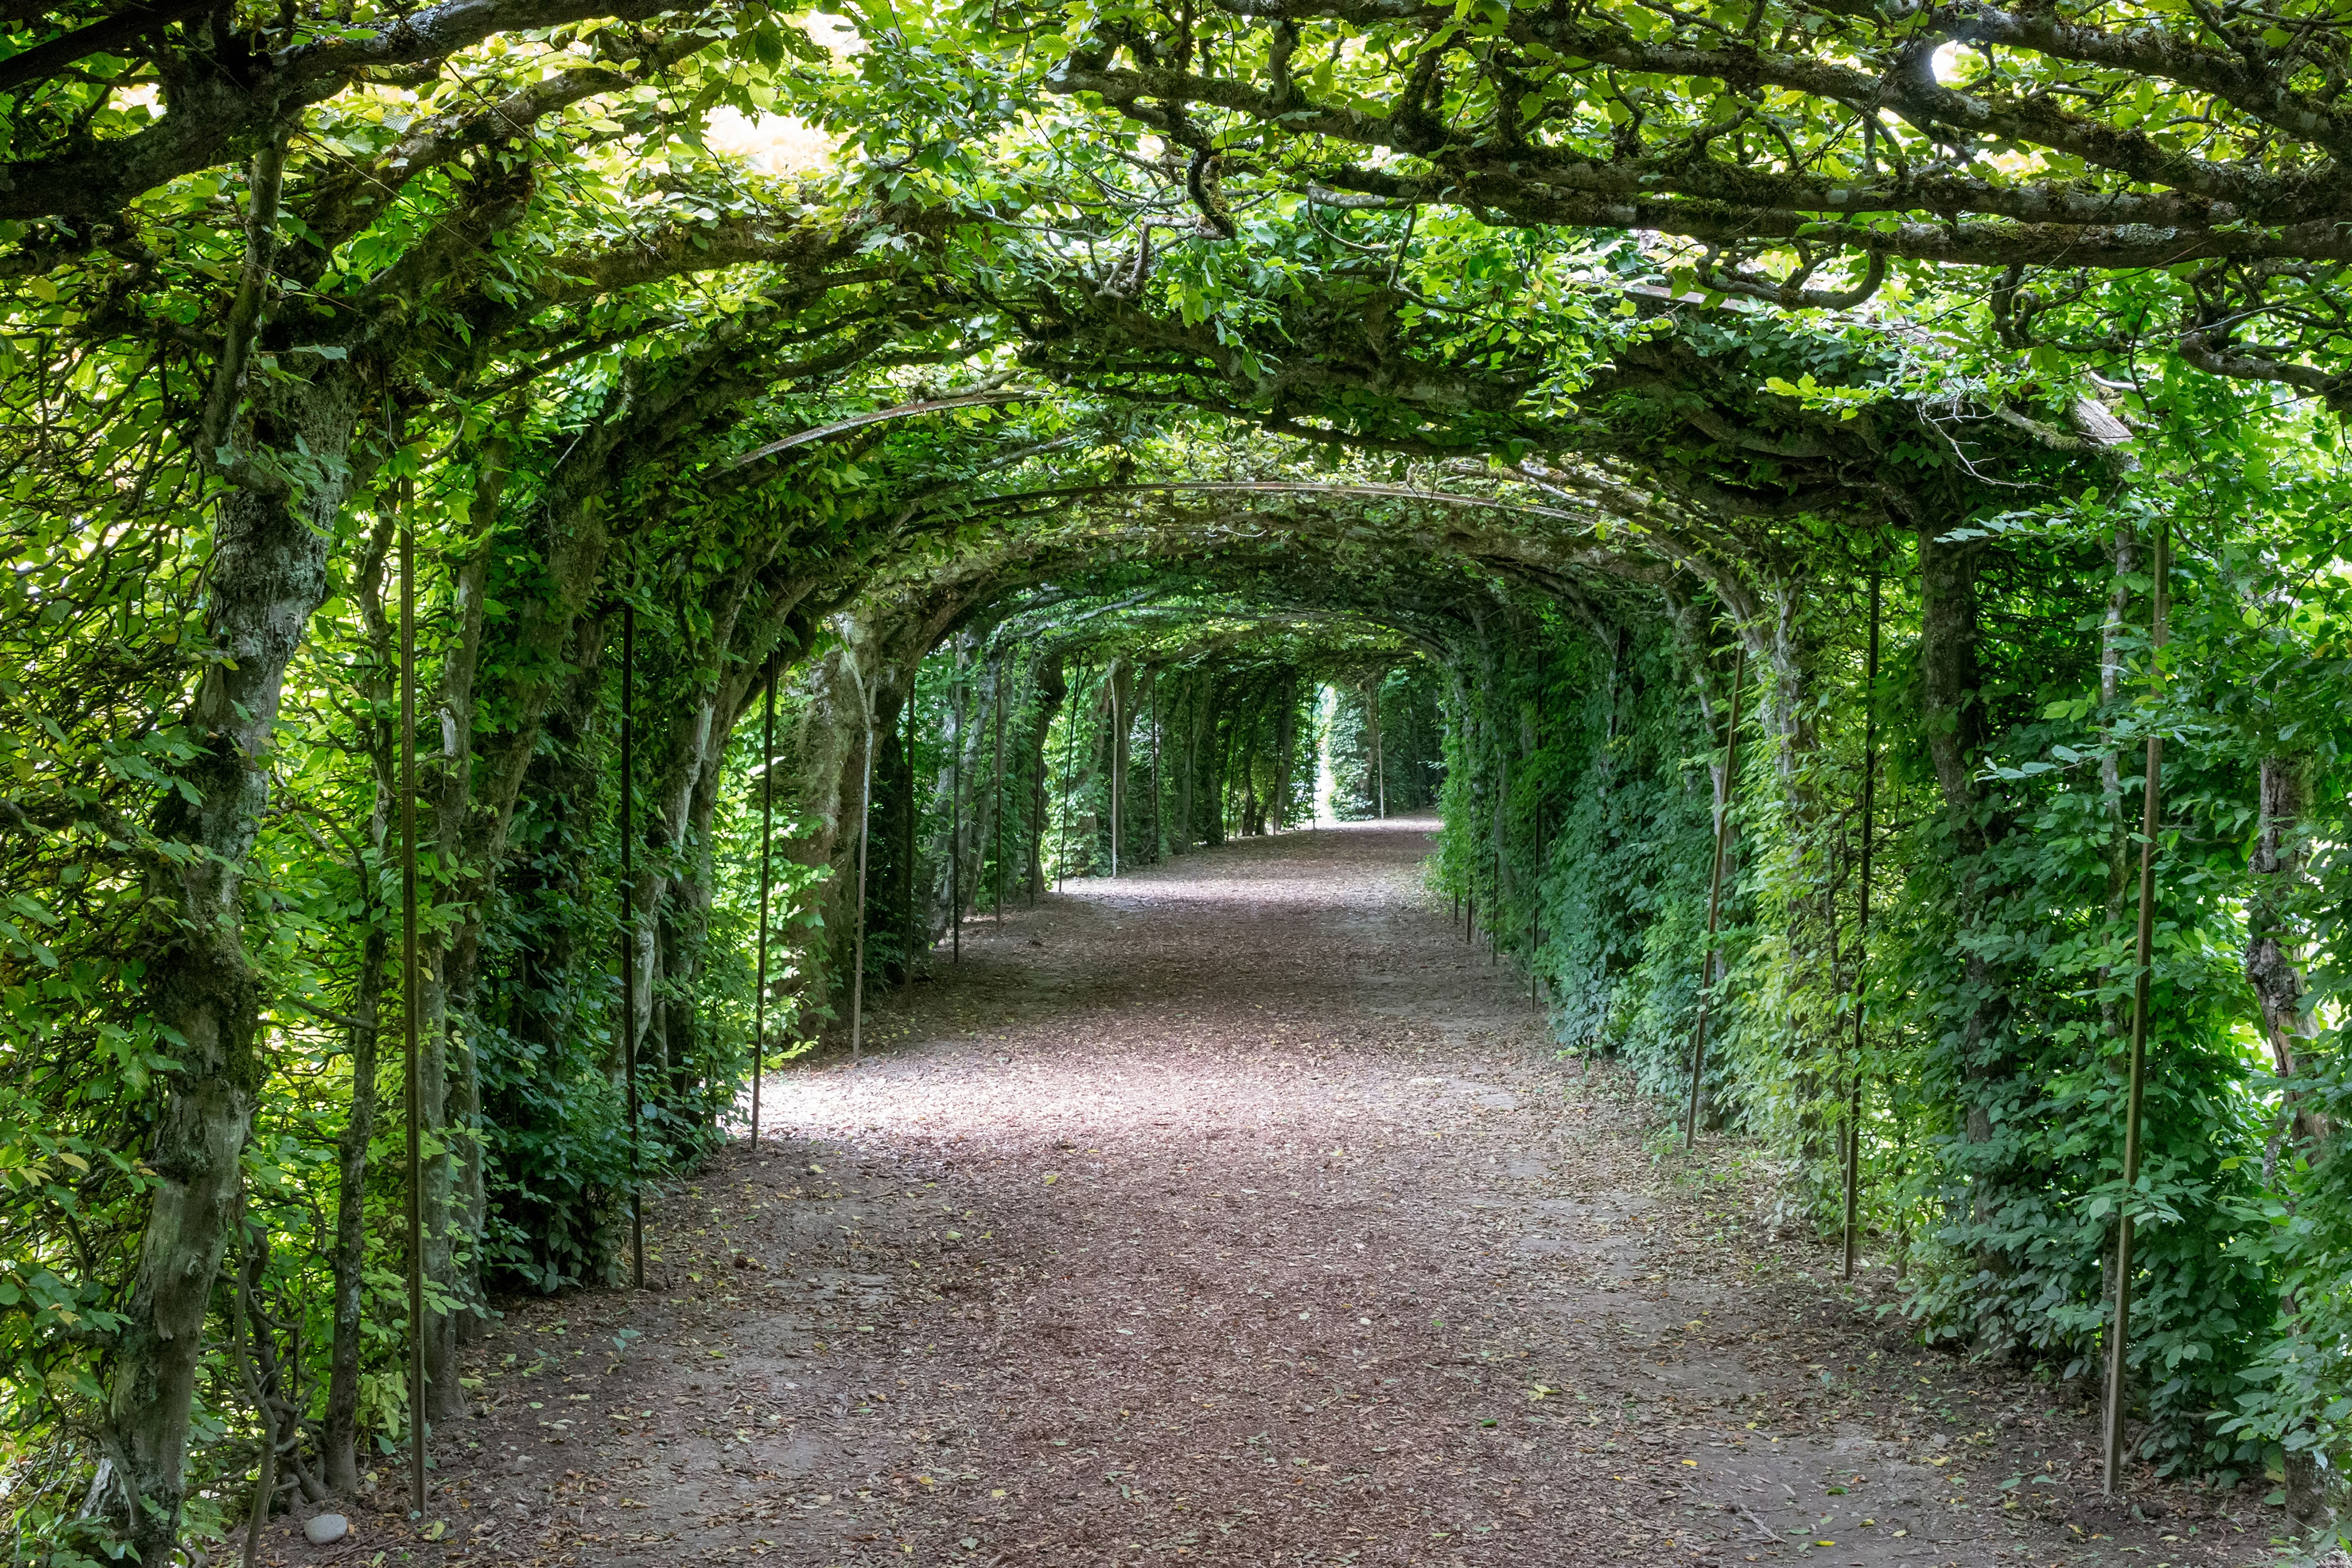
[{"xmin": 300, "ymin": 818, "xmax": 2288, "ymax": 1567}]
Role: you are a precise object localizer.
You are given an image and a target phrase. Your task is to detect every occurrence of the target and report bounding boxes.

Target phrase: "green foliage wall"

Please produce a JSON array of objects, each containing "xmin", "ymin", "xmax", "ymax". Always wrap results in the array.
[{"xmin": 1426, "ymin": 533, "xmax": 2350, "ymax": 1488}]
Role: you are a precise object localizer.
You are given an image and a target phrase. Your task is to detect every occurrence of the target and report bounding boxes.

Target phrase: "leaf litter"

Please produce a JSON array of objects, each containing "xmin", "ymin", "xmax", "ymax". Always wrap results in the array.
[{"xmin": 270, "ymin": 819, "xmax": 2293, "ymax": 1566}]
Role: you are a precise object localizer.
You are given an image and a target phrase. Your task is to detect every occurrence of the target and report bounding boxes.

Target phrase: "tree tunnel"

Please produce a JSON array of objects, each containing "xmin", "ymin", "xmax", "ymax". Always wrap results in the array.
[
  {"xmin": 757, "ymin": 491, "xmax": 1682, "ymax": 1028},
  {"xmin": 12, "ymin": 0, "xmax": 2352, "ymax": 1555}
]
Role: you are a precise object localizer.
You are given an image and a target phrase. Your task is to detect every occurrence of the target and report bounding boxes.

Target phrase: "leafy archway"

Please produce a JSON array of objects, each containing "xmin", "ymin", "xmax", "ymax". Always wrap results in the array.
[{"xmin": 8, "ymin": 0, "xmax": 2352, "ymax": 1554}]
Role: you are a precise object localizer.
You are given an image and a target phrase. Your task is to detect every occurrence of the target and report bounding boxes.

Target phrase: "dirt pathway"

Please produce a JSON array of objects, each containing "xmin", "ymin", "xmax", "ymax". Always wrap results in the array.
[{"xmin": 299, "ymin": 819, "xmax": 2291, "ymax": 1567}]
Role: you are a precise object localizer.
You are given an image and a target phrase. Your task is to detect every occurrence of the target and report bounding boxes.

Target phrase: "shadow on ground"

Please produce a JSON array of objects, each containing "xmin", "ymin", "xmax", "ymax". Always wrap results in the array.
[{"xmin": 274, "ymin": 818, "xmax": 2313, "ymax": 1567}]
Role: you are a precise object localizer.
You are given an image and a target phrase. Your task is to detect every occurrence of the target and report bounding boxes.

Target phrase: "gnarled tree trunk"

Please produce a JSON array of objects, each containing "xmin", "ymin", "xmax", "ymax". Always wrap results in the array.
[
  {"xmin": 99, "ymin": 365, "xmax": 369, "ymax": 1557},
  {"xmin": 2246, "ymin": 751, "xmax": 2338, "ymax": 1526}
]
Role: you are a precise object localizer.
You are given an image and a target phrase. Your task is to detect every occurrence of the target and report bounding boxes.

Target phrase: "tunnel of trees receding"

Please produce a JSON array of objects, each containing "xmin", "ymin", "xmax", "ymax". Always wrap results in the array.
[{"xmin": 8, "ymin": 0, "xmax": 2352, "ymax": 1558}]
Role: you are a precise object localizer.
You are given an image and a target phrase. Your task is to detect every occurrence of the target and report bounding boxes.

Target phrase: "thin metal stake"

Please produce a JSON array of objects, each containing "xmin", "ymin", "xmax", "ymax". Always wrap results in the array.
[
  {"xmin": 1149, "ymin": 667, "xmax": 1162, "ymax": 863},
  {"xmin": 398, "ymin": 479, "xmax": 427, "ymax": 1523},
  {"xmin": 1057, "ymin": 665, "xmax": 1086, "ymax": 890},
  {"xmin": 993, "ymin": 661, "xmax": 1007, "ymax": 921},
  {"xmin": 1683, "ymin": 639, "xmax": 1748, "ymax": 1150},
  {"xmin": 2103, "ymin": 520, "xmax": 2171, "ymax": 1494},
  {"xmin": 1031, "ymin": 718, "xmax": 1047, "ymax": 905},
  {"xmin": 751, "ymin": 653, "xmax": 774, "ymax": 1149},
  {"xmin": 903, "ymin": 686, "xmax": 916, "ymax": 992},
  {"xmin": 622, "ymin": 602, "xmax": 642, "ymax": 1289},
  {"xmin": 1843, "ymin": 575, "xmax": 1880, "ymax": 1280},
  {"xmin": 950, "ymin": 657, "xmax": 962, "ymax": 962},
  {"xmin": 851, "ymin": 681, "xmax": 874, "ymax": 1062},
  {"xmin": 1108, "ymin": 667, "xmax": 1120, "ymax": 877}
]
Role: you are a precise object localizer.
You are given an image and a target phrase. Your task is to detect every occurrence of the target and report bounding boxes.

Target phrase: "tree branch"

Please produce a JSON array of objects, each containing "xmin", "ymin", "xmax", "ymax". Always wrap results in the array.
[
  {"xmin": 0, "ymin": 0, "xmax": 688, "ymax": 220},
  {"xmin": 197, "ymin": 130, "xmax": 289, "ymax": 470},
  {"xmin": 0, "ymin": 0, "xmax": 212, "ymax": 96},
  {"xmin": 720, "ymin": 388, "xmax": 1040, "ymax": 473}
]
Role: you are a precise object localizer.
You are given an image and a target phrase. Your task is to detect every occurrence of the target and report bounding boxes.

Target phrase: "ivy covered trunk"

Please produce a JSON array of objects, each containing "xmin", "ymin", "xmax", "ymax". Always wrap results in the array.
[
  {"xmin": 478, "ymin": 620, "xmax": 617, "ymax": 1292},
  {"xmin": 323, "ymin": 511, "xmax": 396, "ymax": 1493},
  {"xmin": 1180, "ymin": 673, "xmax": 1206, "ymax": 850},
  {"xmin": 1028, "ymin": 658, "xmax": 1067, "ymax": 891},
  {"xmin": 322, "ymin": 918, "xmax": 385, "ymax": 1494},
  {"xmin": 415, "ymin": 452, "xmax": 573, "ymax": 1416},
  {"xmin": 1057, "ymin": 664, "xmax": 1102, "ymax": 874},
  {"xmin": 1271, "ymin": 673, "xmax": 1297, "ymax": 833},
  {"xmin": 1910, "ymin": 519, "xmax": 2011, "ymax": 1183},
  {"xmin": 99, "ymin": 368, "xmax": 367, "ymax": 1552},
  {"xmin": 780, "ymin": 642, "xmax": 871, "ymax": 1029},
  {"xmin": 776, "ymin": 616, "xmax": 931, "ymax": 1032},
  {"xmin": 924, "ymin": 641, "xmax": 974, "ymax": 932},
  {"xmin": 863, "ymin": 697, "xmax": 917, "ymax": 986},
  {"xmin": 2247, "ymin": 751, "xmax": 2334, "ymax": 1524}
]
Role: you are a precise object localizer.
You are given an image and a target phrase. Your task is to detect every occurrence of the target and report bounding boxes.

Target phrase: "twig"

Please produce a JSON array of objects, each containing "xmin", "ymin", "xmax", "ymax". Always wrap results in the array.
[
  {"xmin": 723, "ymin": 387, "xmax": 1035, "ymax": 472},
  {"xmin": 273, "ymin": 992, "xmax": 376, "ymax": 1034}
]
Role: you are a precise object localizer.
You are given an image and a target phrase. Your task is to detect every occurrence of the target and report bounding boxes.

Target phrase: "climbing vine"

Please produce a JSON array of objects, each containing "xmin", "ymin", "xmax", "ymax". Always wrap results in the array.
[{"xmin": 8, "ymin": 0, "xmax": 2352, "ymax": 1556}]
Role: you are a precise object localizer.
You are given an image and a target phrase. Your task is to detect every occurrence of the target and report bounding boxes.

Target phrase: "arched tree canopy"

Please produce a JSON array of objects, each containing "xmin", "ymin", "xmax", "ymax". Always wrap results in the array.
[{"xmin": 8, "ymin": 0, "xmax": 2352, "ymax": 1557}]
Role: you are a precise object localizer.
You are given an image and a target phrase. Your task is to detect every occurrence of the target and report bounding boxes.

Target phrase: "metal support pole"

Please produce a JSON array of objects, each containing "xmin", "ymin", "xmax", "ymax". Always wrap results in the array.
[
  {"xmin": 1683, "ymin": 639, "xmax": 1747, "ymax": 1150},
  {"xmin": 1149, "ymin": 666, "xmax": 1162, "ymax": 864},
  {"xmin": 950, "ymin": 658, "xmax": 961, "ymax": 963},
  {"xmin": 993, "ymin": 661, "xmax": 1007, "ymax": 921},
  {"xmin": 903, "ymin": 687, "xmax": 916, "ymax": 992},
  {"xmin": 622, "ymin": 602, "xmax": 642, "ymax": 1289},
  {"xmin": 1031, "ymin": 730, "xmax": 1046, "ymax": 905},
  {"xmin": 1491, "ymin": 747, "xmax": 1502, "ymax": 964},
  {"xmin": 398, "ymin": 484, "xmax": 427, "ymax": 1523},
  {"xmin": 1057, "ymin": 665, "xmax": 1085, "ymax": 890},
  {"xmin": 851, "ymin": 683, "xmax": 874, "ymax": 1062},
  {"xmin": 1464, "ymin": 762, "xmax": 1476, "ymax": 940},
  {"xmin": 1843, "ymin": 575, "xmax": 1880, "ymax": 1279},
  {"xmin": 753, "ymin": 655, "xmax": 774, "ymax": 1148},
  {"xmin": 1108, "ymin": 667, "xmax": 1120, "ymax": 877},
  {"xmin": 1532, "ymin": 801, "xmax": 1544, "ymax": 1008},
  {"xmin": 2103, "ymin": 520, "xmax": 2170, "ymax": 1495}
]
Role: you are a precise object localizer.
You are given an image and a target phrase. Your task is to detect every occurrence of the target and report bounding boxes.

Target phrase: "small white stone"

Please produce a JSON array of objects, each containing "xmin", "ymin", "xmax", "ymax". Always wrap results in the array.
[{"xmin": 303, "ymin": 1513, "xmax": 350, "ymax": 1546}]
